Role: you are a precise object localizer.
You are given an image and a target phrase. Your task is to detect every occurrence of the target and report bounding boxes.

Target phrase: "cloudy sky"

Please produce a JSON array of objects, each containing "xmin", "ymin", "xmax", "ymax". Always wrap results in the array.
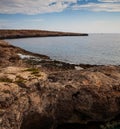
[{"xmin": 0, "ymin": 0, "xmax": 120, "ymax": 33}]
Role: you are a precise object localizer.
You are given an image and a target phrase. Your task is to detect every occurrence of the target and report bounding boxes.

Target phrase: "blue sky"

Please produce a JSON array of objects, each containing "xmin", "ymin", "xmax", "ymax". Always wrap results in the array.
[{"xmin": 0, "ymin": 0, "xmax": 120, "ymax": 33}]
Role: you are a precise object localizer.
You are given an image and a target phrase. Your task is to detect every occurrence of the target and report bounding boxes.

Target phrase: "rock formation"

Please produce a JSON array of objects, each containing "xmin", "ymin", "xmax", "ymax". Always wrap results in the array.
[
  {"xmin": 0, "ymin": 65, "xmax": 120, "ymax": 129},
  {"xmin": 0, "ymin": 40, "xmax": 49, "ymax": 67},
  {"xmin": 0, "ymin": 40, "xmax": 119, "ymax": 129}
]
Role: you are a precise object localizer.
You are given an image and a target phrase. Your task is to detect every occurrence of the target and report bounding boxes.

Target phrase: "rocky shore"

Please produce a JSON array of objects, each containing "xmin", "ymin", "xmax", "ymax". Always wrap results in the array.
[
  {"xmin": 0, "ymin": 30, "xmax": 88, "ymax": 39},
  {"xmin": 0, "ymin": 40, "xmax": 120, "ymax": 129}
]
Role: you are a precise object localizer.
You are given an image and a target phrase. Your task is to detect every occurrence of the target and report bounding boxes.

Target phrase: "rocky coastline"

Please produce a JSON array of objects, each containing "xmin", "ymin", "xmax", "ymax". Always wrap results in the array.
[
  {"xmin": 0, "ymin": 30, "xmax": 88, "ymax": 39},
  {"xmin": 0, "ymin": 38, "xmax": 120, "ymax": 129}
]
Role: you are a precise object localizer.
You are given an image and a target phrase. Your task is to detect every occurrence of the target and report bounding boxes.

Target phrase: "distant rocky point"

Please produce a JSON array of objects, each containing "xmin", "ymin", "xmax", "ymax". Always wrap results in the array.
[{"xmin": 0, "ymin": 29, "xmax": 88, "ymax": 39}]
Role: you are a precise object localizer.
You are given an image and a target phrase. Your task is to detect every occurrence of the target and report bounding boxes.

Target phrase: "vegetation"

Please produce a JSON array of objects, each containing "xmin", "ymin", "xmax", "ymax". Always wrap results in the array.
[
  {"xmin": 24, "ymin": 68, "xmax": 39, "ymax": 75},
  {"xmin": 15, "ymin": 75, "xmax": 25, "ymax": 84},
  {"xmin": 0, "ymin": 77, "xmax": 13, "ymax": 83}
]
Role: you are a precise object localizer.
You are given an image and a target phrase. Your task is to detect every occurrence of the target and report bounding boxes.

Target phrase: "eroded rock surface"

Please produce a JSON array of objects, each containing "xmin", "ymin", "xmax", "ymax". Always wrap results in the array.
[
  {"xmin": 0, "ymin": 66, "xmax": 120, "ymax": 129},
  {"xmin": 0, "ymin": 40, "xmax": 119, "ymax": 129}
]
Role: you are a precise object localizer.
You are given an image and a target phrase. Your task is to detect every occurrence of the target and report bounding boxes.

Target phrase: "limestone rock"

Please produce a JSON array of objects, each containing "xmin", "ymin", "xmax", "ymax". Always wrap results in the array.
[{"xmin": 0, "ymin": 66, "xmax": 119, "ymax": 129}]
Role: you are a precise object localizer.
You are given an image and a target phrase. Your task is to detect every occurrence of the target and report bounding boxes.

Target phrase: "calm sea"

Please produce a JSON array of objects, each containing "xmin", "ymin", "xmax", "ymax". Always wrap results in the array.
[{"xmin": 6, "ymin": 34, "xmax": 120, "ymax": 65}]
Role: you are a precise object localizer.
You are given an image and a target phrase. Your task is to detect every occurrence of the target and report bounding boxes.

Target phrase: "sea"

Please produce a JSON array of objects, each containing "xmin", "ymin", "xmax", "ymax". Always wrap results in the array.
[{"xmin": 6, "ymin": 34, "xmax": 120, "ymax": 65}]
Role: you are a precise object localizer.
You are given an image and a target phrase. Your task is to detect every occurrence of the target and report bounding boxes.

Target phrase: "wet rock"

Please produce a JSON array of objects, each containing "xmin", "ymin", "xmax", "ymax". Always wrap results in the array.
[{"xmin": 0, "ymin": 40, "xmax": 49, "ymax": 67}]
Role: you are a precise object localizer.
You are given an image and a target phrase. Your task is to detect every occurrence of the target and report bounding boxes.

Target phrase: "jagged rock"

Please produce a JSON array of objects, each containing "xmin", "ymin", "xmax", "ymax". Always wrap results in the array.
[{"xmin": 0, "ymin": 66, "xmax": 120, "ymax": 129}]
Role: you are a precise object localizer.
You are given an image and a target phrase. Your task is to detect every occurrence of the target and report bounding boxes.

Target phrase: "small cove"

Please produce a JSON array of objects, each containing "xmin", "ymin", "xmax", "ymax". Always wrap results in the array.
[{"xmin": 6, "ymin": 34, "xmax": 120, "ymax": 65}]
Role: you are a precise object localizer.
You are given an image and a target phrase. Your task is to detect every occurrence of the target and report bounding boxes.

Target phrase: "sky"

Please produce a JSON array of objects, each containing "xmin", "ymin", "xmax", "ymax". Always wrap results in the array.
[{"xmin": 0, "ymin": 0, "xmax": 120, "ymax": 33}]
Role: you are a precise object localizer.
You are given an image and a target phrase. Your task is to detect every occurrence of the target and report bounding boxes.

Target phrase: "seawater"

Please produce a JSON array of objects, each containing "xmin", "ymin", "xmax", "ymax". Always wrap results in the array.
[{"xmin": 6, "ymin": 34, "xmax": 120, "ymax": 65}]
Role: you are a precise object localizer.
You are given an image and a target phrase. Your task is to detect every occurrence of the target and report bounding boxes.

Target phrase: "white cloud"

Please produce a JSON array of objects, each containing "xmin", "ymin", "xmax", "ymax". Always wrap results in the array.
[
  {"xmin": 98, "ymin": 0, "xmax": 120, "ymax": 2},
  {"xmin": 0, "ymin": 0, "xmax": 120, "ymax": 14},
  {"xmin": 0, "ymin": 0, "xmax": 77, "ymax": 15},
  {"xmin": 73, "ymin": 2, "xmax": 120, "ymax": 12}
]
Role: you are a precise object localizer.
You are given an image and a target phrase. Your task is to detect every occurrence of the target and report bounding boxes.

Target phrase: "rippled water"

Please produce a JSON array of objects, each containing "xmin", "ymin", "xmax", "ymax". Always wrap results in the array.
[{"xmin": 6, "ymin": 34, "xmax": 120, "ymax": 65}]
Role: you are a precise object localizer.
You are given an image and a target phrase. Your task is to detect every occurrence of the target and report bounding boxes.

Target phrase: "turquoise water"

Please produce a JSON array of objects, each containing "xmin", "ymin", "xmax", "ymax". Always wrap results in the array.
[{"xmin": 7, "ymin": 34, "xmax": 120, "ymax": 65}]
